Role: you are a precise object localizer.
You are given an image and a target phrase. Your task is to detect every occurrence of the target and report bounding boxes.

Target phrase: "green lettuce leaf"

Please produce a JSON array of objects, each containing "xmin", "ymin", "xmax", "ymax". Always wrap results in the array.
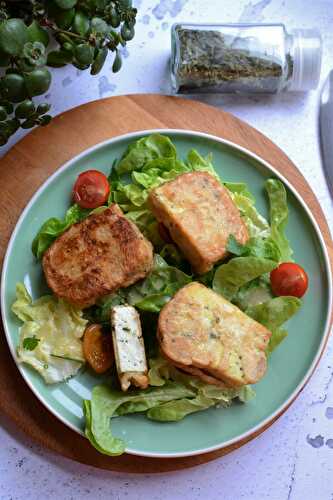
[
  {"xmin": 265, "ymin": 179, "xmax": 292, "ymax": 261},
  {"xmin": 116, "ymin": 134, "xmax": 177, "ymax": 175},
  {"xmin": 212, "ymin": 257, "xmax": 277, "ymax": 301},
  {"xmin": 266, "ymin": 329, "xmax": 288, "ymax": 355},
  {"xmin": 226, "ymin": 234, "xmax": 281, "ymax": 262},
  {"xmin": 230, "ymin": 193, "xmax": 270, "ymax": 238},
  {"xmin": 246, "ymin": 296, "xmax": 301, "ymax": 354},
  {"xmin": 84, "ymin": 356, "xmax": 255, "ymax": 455},
  {"xmin": 32, "ymin": 204, "xmax": 90, "ymax": 259},
  {"xmin": 84, "ymin": 382, "xmax": 195, "ymax": 456},
  {"xmin": 245, "ymin": 296, "xmax": 301, "ymax": 331},
  {"xmin": 13, "ymin": 283, "xmax": 87, "ymax": 383}
]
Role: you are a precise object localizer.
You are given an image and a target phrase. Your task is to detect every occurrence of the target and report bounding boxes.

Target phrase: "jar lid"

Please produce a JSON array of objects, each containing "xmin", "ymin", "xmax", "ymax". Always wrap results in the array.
[{"xmin": 289, "ymin": 29, "xmax": 322, "ymax": 91}]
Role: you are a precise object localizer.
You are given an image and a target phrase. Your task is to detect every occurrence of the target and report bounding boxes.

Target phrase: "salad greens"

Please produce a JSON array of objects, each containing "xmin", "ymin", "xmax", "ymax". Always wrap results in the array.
[
  {"xmin": 17, "ymin": 133, "xmax": 302, "ymax": 456},
  {"xmin": 12, "ymin": 283, "xmax": 87, "ymax": 383},
  {"xmin": 84, "ymin": 357, "xmax": 255, "ymax": 455}
]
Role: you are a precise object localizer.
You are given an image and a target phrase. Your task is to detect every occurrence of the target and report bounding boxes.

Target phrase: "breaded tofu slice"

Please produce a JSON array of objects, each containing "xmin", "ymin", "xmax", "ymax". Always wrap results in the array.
[
  {"xmin": 43, "ymin": 205, "xmax": 153, "ymax": 308},
  {"xmin": 148, "ymin": 172, "xmax": 248, "ymax": 274},
  {"xmin": 158, "ymin": 282, "xmax": 271, "ymax": 387},
  {"xmin": 111, "ymin": 305, "xmax": 149, "ymax": 391}
]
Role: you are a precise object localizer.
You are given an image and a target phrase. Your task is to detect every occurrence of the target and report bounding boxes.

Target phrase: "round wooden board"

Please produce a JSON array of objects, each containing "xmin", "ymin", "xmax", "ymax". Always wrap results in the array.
[{"xmin": 0, "ymin": 94, "xmax": 332, "ymax": 473}]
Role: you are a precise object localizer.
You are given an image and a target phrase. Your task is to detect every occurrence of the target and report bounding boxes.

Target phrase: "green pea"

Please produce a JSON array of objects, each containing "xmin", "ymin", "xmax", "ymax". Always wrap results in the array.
[
  {"xmin": 0, "ymin": 106, "xmax": 7, "ymax": 121},
  {"xmin": 0, "ymin": 73, "xmax": 27, "ymax": 103},
  {"xmin": 112, "ymin": 50, "xmax": 122, "ymax": 73},
  {"xmin": 121, "ymin": 23, "xmax": 135, "ymax": 41},
  {"xmin": 37, "ymin": 103, "xmax": 51, "ymax": 114},
  {"xmin": 24, "ymin": 68, "xmax": 51, "ymax": 97},
  {"xmin": 75, "ymin": 44, "xmax": 94, "ymax": 65},
  {"xmin": 15, "ymin": 99, "xmax": 35, "ymax": 119},
  {"xmin": 90, "ymin": 47, "xmax": 107, "ymax": 75}
]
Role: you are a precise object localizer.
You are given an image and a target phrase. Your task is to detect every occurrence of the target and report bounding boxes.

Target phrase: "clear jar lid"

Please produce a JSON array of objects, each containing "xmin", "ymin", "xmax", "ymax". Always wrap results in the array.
[{"xmin": 289, "ymin": 29, "xmax": 322, "ymax": 91}]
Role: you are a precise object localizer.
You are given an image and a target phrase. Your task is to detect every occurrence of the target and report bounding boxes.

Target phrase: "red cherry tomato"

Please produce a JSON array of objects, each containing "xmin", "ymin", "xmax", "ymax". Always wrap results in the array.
[
  {"xmin": 158, "ymin": 222, "xmax": 173, "ymax": 243},
  {"xmin": 270, "ymin": 262, "xmax": 308, "ymax": 298},
  {"xmin": 73, "ymin": 170, "xmax": 110, "ymax": 209}
]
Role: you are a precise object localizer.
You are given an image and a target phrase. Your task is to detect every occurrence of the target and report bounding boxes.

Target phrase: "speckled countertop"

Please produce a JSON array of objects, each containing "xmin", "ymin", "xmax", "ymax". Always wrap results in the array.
[{"xmin": 1, "ymin": 1, "xmax": 333, "ymax": 499}]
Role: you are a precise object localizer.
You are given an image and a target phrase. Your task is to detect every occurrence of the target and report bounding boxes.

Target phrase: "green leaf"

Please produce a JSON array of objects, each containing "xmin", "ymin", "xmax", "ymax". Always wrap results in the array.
[
  {"xmin": 32, "ymin": 204, "xmax": 90, "ymax": 259},
  {"xmin": 265, "ymin": 179, "xmax": 292, "ymax": 262},
  {"xmin": 73, "ymin": 10, "xmax": 90, "ymax": 35},
  {"xmin": 0, "ymin": 74, "xmax": 27, "ymax": 103},
  {"xmin": 75, "ymin": 44, "xmax": 94, "ymax": 65},
  {"xmin": 112, "ymin": 50, "xmax": 122, "ymax": 73},
  {"xmin": 0, "ymin": 19, "xmax": 29, "ymax": 56},
  {"xmin": 213, "ymin": 257, "xmax": 277, "ymax": 300},
  {"xmin": 224, "ymin": 182, "xmax": 255, "ymax": 202},
  {"xmin": 47, "ymin": 49, "xmax": 73, "ymax": 67},
  {"xmin": 266, "ymin": 329, "xmax": 288, "ymax": 355},
  {"xmin": 54, "ymin": 0, "xmax": 77, "ymax": 9},
  {"xmin": 27, "ymin": 20, "xmax": 49, "ymax": 47},
  {"xmin": 84, "ymin": 383, "xmax": 194, "ymax": 455},
  {"xmin": 245, "ymin": 296, "xmax": 301, "ymax": 331},
  {"xmin": 23, "ymin": 42, "xmax": 47, "ymax": 67},
  {"xmin": 24, "ymin": 68, "xmax": 51, "ymax": 96},
  {"xmin": 23, "ymin": 335, "xmax": 40, "ymax": 351},
  {"xmin": 226, "ymin": 234, "xmax": 281, "ymax": 262},
  {"xmin": 116, "ymin": 134, "xmax": 177, "ymax": 175},
  {"xmin": 90, "ymin": 47, "xmax": 108, "ymax": 75},
  {"xmin": 90, "ymin": 17, "xmax": 109, "ymax": 34}
]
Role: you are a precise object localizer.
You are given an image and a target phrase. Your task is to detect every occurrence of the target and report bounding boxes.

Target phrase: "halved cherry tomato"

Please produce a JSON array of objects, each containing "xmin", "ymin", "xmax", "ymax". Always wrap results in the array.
[
  {"xmin": 158, "ymin": 222, "xmax": 173, "ymax": 243},
  {"xmin": 83, "ymin": 324, "xmax": 114, "ymax": 374},
  {"xmin": 270, "ymin": 262, "xmax": 308, "ymax": 298},
  {"xmin": 73, "ymin": 170, "xmax": 110, "ymax": 209}
]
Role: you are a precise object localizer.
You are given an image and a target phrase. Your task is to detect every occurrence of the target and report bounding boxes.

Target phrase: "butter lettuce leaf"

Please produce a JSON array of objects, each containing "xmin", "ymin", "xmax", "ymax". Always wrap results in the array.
[
  {"xmin": 84, "ymin": 358, "xmax": 254, "ymax": 455},
  {"xmin": 213, "ymin": 257, "xmax": 276, "ymax": 301},
  {"xmin": 12, "ymin": 283, "xmax": 87, "ymax": 383},
  {"xmin": 116, "ymin": 134, "xmax": 177, "ymax": 175},
  {"xmin": 84, "ymin": 382, "xmax": 195, "ymax": 456},
  {"xmin": 32, "ymin": 204, "xmax": 91, "ymax": 260},
  {"xmin": 246, "ymin": 296, "xmax": 301, "ymax": 354},
  {"xmin": 265, "ymin": 179, "xmax": 292, "ymax": 261}
]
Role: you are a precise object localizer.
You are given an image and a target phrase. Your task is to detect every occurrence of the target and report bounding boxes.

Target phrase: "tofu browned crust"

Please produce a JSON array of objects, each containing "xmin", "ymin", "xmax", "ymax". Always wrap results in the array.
[
  {"xmin": 43, "ymin": 205, "xmax": 153, "ymax": 308},
  {"xmin": 148, "ymin": 171, "xmax": 249, "ymax": 274},
  {"xmin": 158, "ymin": 282, "xmax": 271, "ymax": 387}
]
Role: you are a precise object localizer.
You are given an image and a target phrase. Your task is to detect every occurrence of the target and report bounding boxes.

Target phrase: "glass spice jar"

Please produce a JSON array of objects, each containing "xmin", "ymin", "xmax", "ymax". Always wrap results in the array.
[{"xmin": 171, "ymin": 23, "xmax": 322, "ymax": 94}]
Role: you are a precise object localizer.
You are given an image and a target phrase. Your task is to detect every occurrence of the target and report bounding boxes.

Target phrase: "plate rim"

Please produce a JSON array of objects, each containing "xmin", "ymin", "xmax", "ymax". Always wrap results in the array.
[{"xmin": 1, "ymin": 128, "xmax": 332, "ymax": 458}]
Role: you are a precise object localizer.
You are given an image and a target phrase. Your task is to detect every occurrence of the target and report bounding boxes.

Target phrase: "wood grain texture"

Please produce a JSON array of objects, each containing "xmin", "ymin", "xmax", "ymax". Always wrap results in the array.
[{"xmin": 0, "ymin": 94, "xmax": 332, "ymax": 473}]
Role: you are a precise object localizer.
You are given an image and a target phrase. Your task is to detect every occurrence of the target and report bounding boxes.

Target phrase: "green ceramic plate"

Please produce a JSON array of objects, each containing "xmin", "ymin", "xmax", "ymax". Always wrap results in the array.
[{"xmin": 1, "ymin": 130, "xmax": 332, "ymax": 458}]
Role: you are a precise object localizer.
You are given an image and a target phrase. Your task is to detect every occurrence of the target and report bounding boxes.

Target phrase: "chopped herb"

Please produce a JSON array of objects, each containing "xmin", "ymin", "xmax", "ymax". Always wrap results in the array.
[{"xmin": 23, "ymin": 336, "xmax": 40, "ymax": 351}]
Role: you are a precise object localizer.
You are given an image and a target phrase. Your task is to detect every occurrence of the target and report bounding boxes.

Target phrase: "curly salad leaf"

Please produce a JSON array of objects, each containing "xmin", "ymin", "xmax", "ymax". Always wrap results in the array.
[
  {"xmin": 12, "ymin": 283, "xmax": 87, "ymax": 383},
  {"xmin": 84, "ymin": 357, "xmax": 255, "ymax": 456}
]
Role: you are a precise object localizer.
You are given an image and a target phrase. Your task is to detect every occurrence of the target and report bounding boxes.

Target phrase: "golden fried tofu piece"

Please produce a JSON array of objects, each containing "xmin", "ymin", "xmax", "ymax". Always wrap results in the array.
[
  {"xmin": 43, "ymin": 205, "xmax": 153, "ymax": 308},
  {"xmin": 148, "ymin": 172, "xmax": 248, "ymax": 274},
  {"xmin": 158, "ymin": 283, "xmax": 271, "ymax": 387}
]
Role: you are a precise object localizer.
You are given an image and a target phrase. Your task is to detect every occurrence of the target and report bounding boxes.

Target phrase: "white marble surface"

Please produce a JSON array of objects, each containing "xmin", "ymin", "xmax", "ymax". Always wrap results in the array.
[{"xmin": 1, "ymin": 0, "xmax": 333, "ymax": 499}]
